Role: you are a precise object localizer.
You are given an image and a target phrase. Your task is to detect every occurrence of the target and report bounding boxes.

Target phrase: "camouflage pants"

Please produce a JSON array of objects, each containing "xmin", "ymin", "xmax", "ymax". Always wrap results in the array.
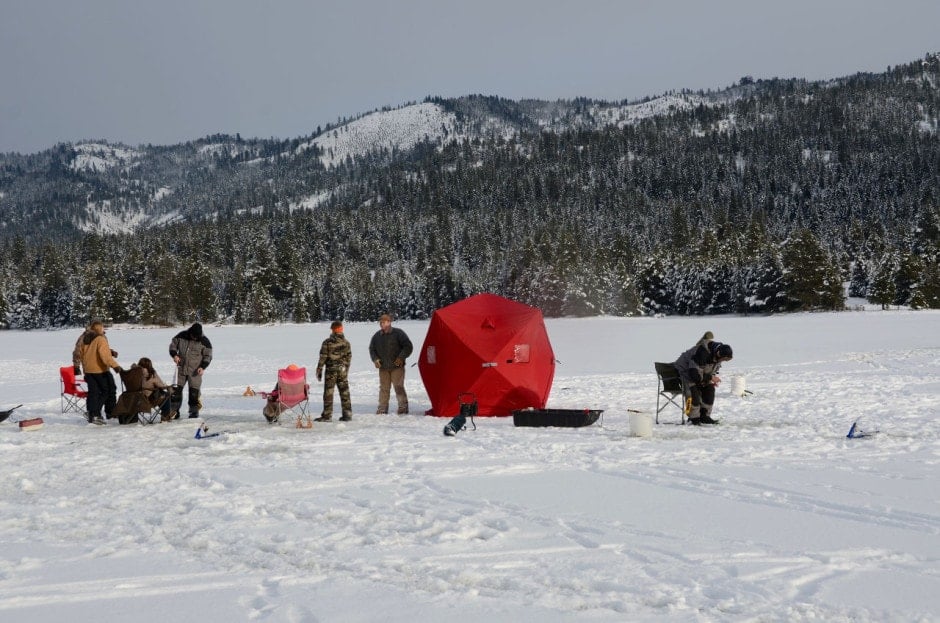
[{"xmin": 322, "ymin": 368, "xmax": 352, "ymax": 418}]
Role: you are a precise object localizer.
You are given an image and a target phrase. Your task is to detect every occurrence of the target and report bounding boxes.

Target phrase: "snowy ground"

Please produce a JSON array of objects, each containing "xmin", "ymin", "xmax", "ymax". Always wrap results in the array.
[{"xmin": 0, "ymin": 311, "xmax": 938, "ymax": 622}]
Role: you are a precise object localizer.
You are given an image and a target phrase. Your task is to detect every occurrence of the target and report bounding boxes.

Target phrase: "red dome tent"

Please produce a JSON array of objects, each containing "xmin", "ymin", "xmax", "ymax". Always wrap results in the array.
[{"xmin": 419, "ymin": 293, "xmax": 555, "ymax": 417}]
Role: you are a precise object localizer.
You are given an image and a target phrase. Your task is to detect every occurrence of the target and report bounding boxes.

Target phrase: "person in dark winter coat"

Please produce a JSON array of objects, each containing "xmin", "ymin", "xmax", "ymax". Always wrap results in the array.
[
  {"xmin": 168, "ymin": 322, "xmax": 213, "ymax": 418},
  {"xmin": 368, "ymin": 313, "xmax": 413, "ymax": 414},
  {"xmin": 672, "ymin": 332, "xmax": 733, "ymax": 425},
  {"xmin": 79, "ymin": 321, "xmax": 123, "ymax": 425},
  {"xmin": 315, "ymin": 321, "xmax": 353, "ymax": 422}
]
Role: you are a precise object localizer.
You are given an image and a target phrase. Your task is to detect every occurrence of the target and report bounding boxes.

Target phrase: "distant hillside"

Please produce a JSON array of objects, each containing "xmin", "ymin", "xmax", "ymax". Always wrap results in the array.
[
  {"xmin": 1, "ymin": 53, "xmax": 938, "ymax": 327},
  {"xmin": 0, "ymin": 90, "xmax": 725, "ymax": 239}
]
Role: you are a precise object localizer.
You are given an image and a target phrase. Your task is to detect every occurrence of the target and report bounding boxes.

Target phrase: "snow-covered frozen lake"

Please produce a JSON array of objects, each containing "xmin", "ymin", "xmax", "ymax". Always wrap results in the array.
[{"xmin": 1, "ymin": 310, "xmax": 938, "ymax": 621}]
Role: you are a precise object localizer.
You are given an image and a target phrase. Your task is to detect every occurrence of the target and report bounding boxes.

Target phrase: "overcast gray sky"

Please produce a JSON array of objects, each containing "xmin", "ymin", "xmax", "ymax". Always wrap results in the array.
[{"xmin": 1, "ymin": 0, "xmax": 938, "ymax": 154}]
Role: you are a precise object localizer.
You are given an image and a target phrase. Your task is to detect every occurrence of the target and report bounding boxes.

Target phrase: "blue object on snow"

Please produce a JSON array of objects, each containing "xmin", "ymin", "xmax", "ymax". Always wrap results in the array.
[
  {"xmin": 847, "ymin": 420, "xmax": 877, "ymax": 439},
  {"xmin": 195, "ymin": 424, "xmax": 221, "ymax": 439}
]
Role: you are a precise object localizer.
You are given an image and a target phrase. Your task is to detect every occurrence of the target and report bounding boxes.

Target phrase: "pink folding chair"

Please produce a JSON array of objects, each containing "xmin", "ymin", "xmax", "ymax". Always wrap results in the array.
[
  {"xmin": 60, "ymin": 366, "xmax": 88, "ymax": 416},
  {"xmin": 277, "ymin": 366, "xmax": 310, "ymax": 425}
]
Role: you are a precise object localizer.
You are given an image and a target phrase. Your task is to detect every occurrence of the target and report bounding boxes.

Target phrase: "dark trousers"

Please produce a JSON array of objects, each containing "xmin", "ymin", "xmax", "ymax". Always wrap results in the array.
[
  {"xmin": 688, "ymin": 383, "xmax": 716, "ymax": 417},
  {"xmin": 86, "ymin": 372, "xmax": 116, "ymax": 420}
]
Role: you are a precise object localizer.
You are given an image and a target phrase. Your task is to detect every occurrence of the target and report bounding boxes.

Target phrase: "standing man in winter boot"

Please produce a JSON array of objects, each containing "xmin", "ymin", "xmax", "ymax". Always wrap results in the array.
[
  {"xmin": 315, "ymin": 321, "xmax": 353, "ymax": 422},
  {"xmin": 79, "ymin": 321, "xmax": 123, "ymax": 425},
  {"xmin": 72, "ymin": 319, "xmax": 118, "ymax": 376},
  {"xmin": 369, "ymin": 313, "xmax": 413, "ymax": 415},
  {"xmin": 72, "ymin": 318, "xmax": 118, "ymax": 420},
  {"xmin": 169, "ymin": 322, "xmax": 213, "ymax": 418},
  {"xmin": 672, "ymin": 333, "xmax": 733, "ymax": 425}
]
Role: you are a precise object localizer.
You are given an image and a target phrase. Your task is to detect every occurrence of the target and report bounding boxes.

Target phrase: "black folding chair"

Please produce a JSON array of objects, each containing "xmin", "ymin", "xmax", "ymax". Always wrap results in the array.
[{"xmin": 654, "ymin": 362, "xmax": 686, "ymax": 424}]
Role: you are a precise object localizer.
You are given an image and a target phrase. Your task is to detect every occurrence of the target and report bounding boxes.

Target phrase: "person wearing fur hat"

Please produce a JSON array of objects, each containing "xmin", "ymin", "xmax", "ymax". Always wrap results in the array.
[
  {"xmin": 672, "ymin": 332, "xmax": 733, "ymax": 425},
  {"xmin": 168, "ymin": 322, "xmax": 213, "ymax": 418}
]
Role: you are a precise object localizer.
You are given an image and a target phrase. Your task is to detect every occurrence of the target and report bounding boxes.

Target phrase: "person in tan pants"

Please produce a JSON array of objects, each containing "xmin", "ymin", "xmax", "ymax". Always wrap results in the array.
[{"xmin": 368, "ymin": 314, "xmax": 413, "ymax": 414}]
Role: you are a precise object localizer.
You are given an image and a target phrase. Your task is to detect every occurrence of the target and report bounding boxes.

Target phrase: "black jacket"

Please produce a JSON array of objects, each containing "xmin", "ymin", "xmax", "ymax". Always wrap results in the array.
[
  {"xmin": 369, "ymin": 327, "xmax": 413, "ymax": 370},
  {"xmin": 673, "ymin": 342, "xmax": 725, "ymax": 386}
]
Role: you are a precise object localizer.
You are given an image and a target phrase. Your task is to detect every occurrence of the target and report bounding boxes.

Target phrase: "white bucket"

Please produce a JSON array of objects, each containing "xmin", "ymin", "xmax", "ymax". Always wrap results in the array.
[
  {"xmin": 629, "ymin": 412, "xmax": 653, "ymax": 438},
  {"xmin": 731, "ymin": 375, "xmax": 748, "ymax": 397}
]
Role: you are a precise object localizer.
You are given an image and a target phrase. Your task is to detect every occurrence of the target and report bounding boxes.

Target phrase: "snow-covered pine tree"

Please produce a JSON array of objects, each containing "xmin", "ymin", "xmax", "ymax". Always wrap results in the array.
[{"xmin": 780, "ymin": 229, "xmax": 844, "ymax": 311}]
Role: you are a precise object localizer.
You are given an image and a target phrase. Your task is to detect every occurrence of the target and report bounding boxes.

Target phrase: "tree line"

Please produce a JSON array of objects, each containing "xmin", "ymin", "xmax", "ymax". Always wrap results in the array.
[{"xmin": 1, "ymin": 55, "xmax": 939, "ymax": 328}]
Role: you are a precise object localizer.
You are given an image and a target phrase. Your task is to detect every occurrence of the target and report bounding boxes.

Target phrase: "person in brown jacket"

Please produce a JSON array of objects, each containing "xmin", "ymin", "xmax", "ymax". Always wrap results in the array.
[
  {"xmin": 80, "ymin": 321, "xmax": 123, "ymax": 425},
  {"xmin": 71, "ymin": 319, "xmax": 117, "ymax": 376}
]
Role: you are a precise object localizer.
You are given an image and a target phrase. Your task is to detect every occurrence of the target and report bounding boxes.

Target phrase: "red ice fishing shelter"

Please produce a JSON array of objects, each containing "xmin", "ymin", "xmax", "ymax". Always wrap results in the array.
[{"xmin": 419, "ymin": 293, "xmax": 555, "ymax": 417}]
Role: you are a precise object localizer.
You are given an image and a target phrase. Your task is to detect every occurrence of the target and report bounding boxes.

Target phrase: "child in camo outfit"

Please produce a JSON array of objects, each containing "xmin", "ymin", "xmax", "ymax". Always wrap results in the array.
[{"xmin": 315, "ymin": 321, "xmax": 353, "ymax": 422}]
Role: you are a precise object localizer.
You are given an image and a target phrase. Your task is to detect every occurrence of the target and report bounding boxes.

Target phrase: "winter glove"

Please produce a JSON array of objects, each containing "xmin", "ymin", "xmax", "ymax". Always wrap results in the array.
[
  {"xmin": 73, "ymin": 365, "xmax": 82, "ymax": 376},
  {"xmin": 114, "ymin": 366, "xmax": 124, "ymax": 374},
  {"xmin": 394, "ymin": 357, "xmax": 404, "ymax": 367},
  {"xmin": 110, "ymin": 349, "xmax": 118, "ymax": 357},
  {"xmin": 374, "ymin": 360, "xmax": 381, "ymax": 369},
  {"xmin": 316, "ymin": 367, "xmax": 323, "ymax": 382}
]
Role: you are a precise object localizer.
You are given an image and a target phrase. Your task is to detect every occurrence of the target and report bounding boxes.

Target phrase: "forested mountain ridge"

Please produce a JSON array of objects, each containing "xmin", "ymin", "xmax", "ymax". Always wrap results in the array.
[
  {"xmin": 0, "ymin": 94, "xmax": 719, "ymax": 239},
  {"xmin": 1, "ymin": 54, "xmax": 938, "ymax": 328}
]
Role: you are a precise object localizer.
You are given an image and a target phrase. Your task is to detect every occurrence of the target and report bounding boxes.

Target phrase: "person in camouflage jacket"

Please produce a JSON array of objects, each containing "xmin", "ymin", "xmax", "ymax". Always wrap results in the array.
[{"xmin": 316, "ymin": 321, "xmax": 353, "ymax": 421}]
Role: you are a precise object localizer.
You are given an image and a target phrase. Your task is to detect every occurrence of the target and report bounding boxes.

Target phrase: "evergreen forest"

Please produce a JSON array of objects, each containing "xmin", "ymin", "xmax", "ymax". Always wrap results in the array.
[{"xmin": 1, "ymin": 54, "xmax": 939, "ymax": 329}]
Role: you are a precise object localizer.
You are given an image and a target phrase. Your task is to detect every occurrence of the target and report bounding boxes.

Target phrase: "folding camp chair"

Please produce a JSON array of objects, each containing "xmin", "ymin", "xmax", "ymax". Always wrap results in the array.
[
  {"xmin": 276, "ymin": 366, "xmax": 310, "ymax": 425},
  {"xmin": 60, "ymin": 366, "xmax": 88, "ymax": 416},
  {"xmin": 654, "ymin": 362, "xmax": 687, "ymax": 424}
]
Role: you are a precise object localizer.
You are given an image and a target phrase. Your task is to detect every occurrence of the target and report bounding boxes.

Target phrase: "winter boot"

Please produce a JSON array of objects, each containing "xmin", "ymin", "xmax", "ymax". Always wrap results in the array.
[{"xmin": 698, "ymin": 405, "xmax": 718, "ymax": 424}]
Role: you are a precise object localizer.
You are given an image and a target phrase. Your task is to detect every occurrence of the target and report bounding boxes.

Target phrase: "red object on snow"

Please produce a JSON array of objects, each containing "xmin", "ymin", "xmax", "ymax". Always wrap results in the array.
[
  {"xmin": 419, "ymin": 293, "xmax": 555, "ymax": 417},
  {"xmin": 18, "ymin": 417, "xmax": 44, "ymax": 431}
]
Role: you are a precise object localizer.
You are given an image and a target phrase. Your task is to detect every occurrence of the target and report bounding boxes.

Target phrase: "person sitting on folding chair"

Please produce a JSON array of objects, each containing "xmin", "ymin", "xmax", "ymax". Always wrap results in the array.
[
  {"xmin": 262, "ymin": 384, "xmax": 282, "ymax": 423},
  {"xmin": 114, "ymin": 358, "xmax": 173, "ymax": 425},
  {"xmin": 260, "ymin": 363, "xmax": 309, "ymax": 424},
  {"xmin": 137, "ymin": 357, "xmax": 175, "ymax": 421},
  {"xmin": 672, "ymin": 336, "xmax": 733, "ymax": 426}
]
